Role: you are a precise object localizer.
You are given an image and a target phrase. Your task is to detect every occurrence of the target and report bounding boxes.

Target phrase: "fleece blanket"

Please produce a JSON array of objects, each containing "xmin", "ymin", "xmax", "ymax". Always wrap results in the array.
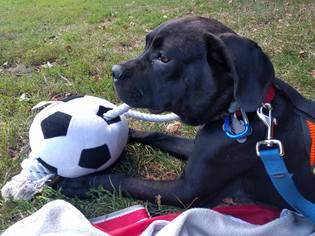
[
  {"xmin": 2, "ymin": 200, "xmax": 315, "ymax": 236},
  {"xmin": 90, "ymin": 204, "xmax": 280, "ymax": 235}
]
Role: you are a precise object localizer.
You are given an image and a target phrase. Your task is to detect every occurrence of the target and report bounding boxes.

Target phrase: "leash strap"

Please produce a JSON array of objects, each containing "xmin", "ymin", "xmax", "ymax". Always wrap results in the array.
[
  {"xmin": 256, "ymin": 103, "xmax": 315, "ymax": 223},
  {"xmin": 259, "ymin": 148, "xmax": 315, "ymax": 223}
]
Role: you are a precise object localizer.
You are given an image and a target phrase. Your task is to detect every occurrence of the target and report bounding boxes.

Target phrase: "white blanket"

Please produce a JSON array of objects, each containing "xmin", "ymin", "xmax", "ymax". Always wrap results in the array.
[
  {"xmin": 141, "ymin": 208, "xmax": 315, "ymax": 236},
  {"xmin": 2, "ymin": 200, "xmax": 108, "ymax": 236},
  {"xmin": 3, "ymin": 200, "xmax": 315, "ymax": 236}
]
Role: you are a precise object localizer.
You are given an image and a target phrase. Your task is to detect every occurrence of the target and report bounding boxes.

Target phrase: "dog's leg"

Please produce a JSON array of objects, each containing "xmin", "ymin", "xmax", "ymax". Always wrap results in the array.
[
  {"xmin": 58, "ymin": 174, "xmax": 203, "ymax": 207},
  {"xmin": 128, "ymin": 129, "xmax": 194, "ymax": 160},
  {"xmin": 58, "ymin": 151, "xmax": 253, "ymax": 207}
]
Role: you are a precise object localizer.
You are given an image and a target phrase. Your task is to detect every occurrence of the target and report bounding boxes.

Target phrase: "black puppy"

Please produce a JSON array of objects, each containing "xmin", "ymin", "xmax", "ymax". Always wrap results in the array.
[{"xmin": 59, "ymin": 16, "xmax": 315, "ymax": 209}]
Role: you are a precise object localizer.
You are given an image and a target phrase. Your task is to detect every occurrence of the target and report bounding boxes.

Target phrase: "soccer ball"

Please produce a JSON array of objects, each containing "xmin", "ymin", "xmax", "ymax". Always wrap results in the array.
[{"xmin": 28, "ymin": 95, "xmax": 128, "ymax": 178}]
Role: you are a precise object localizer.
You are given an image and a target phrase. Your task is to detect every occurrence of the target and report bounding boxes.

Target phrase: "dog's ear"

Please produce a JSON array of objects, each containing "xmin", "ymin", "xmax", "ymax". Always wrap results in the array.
[{"xmin": 205, "ymin": 32, "xmax": 274, "ymax": 112}]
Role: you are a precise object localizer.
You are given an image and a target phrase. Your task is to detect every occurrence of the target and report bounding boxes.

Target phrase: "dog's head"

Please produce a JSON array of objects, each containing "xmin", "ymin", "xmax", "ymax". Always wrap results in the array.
[{"xmin": 112, "ymin": 16, "xmax": 274, "ymax": 125}]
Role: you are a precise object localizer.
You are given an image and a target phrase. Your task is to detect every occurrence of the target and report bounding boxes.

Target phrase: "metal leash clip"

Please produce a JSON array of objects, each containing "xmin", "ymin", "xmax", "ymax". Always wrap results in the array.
[{"xmin": 256, "ymin": 103, "xmax": 284, "ymax": 157}]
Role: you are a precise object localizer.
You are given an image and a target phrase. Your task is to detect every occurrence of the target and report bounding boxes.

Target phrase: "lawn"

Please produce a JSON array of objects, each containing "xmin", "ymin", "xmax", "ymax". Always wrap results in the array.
[{"xmin": 0, "ymin": 0, "xmax": 314, "ymax": 230}]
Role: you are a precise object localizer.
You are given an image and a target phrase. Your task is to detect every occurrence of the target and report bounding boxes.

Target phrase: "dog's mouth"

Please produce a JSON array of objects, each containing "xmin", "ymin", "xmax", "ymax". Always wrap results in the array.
[{"xmin": 116, "ymin": 85, "xmax": 166, "ymax": 115}]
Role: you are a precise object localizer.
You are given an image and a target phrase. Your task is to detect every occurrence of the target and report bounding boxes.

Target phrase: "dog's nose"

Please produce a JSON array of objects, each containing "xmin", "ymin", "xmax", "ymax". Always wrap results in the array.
[{"xmin": 112, "ymin": 64, "xmax": 123, "ymax": 81}]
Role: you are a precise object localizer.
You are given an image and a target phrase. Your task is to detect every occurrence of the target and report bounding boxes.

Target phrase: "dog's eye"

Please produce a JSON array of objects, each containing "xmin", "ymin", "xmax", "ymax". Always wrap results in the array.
[{"xmin": 158, "ymin": 55, "xmax": 171, "ymax": 63}]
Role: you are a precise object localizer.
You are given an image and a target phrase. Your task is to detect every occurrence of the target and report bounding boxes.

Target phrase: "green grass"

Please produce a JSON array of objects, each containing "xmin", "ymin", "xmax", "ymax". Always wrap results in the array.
[{"xmin": 0, "ymin": 0, "xmax": 314, "ymax": 230}]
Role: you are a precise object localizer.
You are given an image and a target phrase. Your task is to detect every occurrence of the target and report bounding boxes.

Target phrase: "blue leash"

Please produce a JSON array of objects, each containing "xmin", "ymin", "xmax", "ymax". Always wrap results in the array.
[
  {"xmin": 256, "ymin": 103, "xmax": 315, "ymax": 223},
  {"xmin": 259, "ymin": 148, "xmax": 315, "ymax": 223}
]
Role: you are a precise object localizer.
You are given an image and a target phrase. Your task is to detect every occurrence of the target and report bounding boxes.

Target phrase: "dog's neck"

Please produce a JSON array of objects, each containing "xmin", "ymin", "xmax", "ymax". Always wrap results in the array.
[
  {"xmin": 218, "ymin": 83, "xmax": 276, "ymax": 142},
  {"xmin": 227, "ymin": 84, "xmax": 276, "ymax": 114}
]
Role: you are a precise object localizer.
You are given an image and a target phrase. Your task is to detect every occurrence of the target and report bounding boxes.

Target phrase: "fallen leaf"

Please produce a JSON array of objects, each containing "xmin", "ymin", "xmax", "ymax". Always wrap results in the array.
[
  {"xmin": 165, "ymin": 121, "xmax": 182, "ymax": 134},
  {"xmin": 51, "ymin": 92, "xmax": 73, "ymax": 101},
  {"xmin": 7, "ymin": 147, "xmax": 18, "ymax": 159},
  {"xmin": 299, "ymin": 50, "xmax": 306, "ymax": 58},
  {"xmin": 98, "ymin": 19, "xmax": 112, "ymax": 30},
  {"xmin": 65, "ymin": 45, "xmax": 72, "ymax": 52},
  {"xmin": 93, "ymin": 74, "xmax": 101, "ymax": 81}
]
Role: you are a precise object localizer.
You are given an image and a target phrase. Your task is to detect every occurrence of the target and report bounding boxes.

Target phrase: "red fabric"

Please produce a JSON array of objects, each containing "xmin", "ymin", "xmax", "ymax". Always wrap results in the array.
[
  {"xmin": 92, "ymin": 207, "xmax": 151, "ymax": 233},
  {"xmin": 92, "ymin": 204, "xmax": 280, "ymax": 236},
  {"xmin": 213, "ymin": 204, "xmax": 280, "ymax": 225},
  {"xmin": 264, "ymin": 84, "xmax": 276, "ymax": 103},
  {"xmin": 94, "ymin": 213, "xmax": 180, "ymax": 236}
]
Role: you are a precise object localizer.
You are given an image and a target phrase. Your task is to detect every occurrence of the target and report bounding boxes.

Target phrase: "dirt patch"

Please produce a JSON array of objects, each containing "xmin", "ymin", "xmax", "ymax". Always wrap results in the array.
[{"xmin": 3, "ymin": 63, "xmax": 32, "ymax": 76}]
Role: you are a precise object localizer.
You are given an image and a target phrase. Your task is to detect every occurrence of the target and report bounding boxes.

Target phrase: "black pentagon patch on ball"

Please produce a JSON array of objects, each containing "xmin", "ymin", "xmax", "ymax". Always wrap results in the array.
[
  {"xmin": 37, "ymin": 158, "xmax": 58, "ymax": 174},
  {"xmin": 79, "ymin": 144, "xmax": 111, "ymax": 169},
  {"xmin": 97, "ymin": 106, "xmax": 121, "ymax": 125},
  {"xmin": 41, "ymin": 111, "xmax": 72, "ymax": 139}
]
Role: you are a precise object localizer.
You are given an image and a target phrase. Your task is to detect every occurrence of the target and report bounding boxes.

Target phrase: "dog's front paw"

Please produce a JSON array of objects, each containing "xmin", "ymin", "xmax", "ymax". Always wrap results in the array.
[
  {"xmin": 128, "ymin": 128, "xmax": 148, "ymax": 143},
  {"xmin": 56, "ymin": 176, "xmax": 95, "ymax": 198}
]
